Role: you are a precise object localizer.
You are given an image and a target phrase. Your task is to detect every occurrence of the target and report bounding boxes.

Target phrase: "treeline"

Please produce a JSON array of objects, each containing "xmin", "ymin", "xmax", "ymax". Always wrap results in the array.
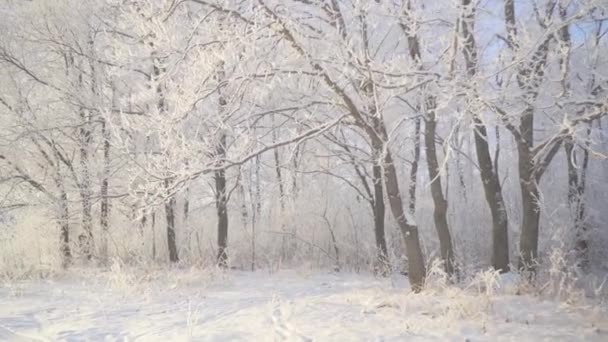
[{"xmin": 0, "ymin": 0, "xmax": 607, "ymax": 290}]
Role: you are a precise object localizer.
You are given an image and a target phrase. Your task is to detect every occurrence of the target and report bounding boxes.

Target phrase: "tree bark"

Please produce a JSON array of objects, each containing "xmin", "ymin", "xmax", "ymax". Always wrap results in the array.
[
  {"xmin": 424, "ymin": 97, "xmax": 455, "ymax": 276},
  {"xmin": 517, "ymin": 140, "xmax": 540, "ymax": 271},
  {"xmin": 461, "ymin": 0, "xmax": 509, "ymax": 272},
  {"xmin": 152, "ymin": 212, "xmax": 157, "ymax": 260},
  {"xmin": 560, "ymin": 5, "xmax": 589, "ymax": 270},
  {"xmin": 215, "ymin": 136, "xmax": 229, "ymax": 268},
  {"xmin": 151, "ymin": 48, "xmax": 179, "ymax": 263},
  {"xmin": 78, "ymin": 114, "xmax": 94, "ymax": 260},
  {"xmin": 565, "ymin": 135, "xmax": 590, "ymax": 269},
  {"xmin": 383, "ymin": 147, "xmax": 426, "ymax": 292},
  {"xmin": 272, "ymin": 115, "xmax": 288, "ymax": 261},
  {"xmin": 76, "ymin": 56, "xmax": 94, "ymax": 260},
  {"xmin": 408, "ymin": 117, "xmax": 421, "ymax": 214},
  {"xmin": 371, "ymin": 140, "xmax": 389, "ymax": 274},
  {"xmin": 215, "ymin": 58, "xmax": 229, "ymax": 268},
  {"xmin": 502, "ymin": 0, "xmax": 553, "ymax": 273},
  {"xmin": 183, "ymin": 187, "xmax": 190, "ymax": 253},
  {"xmin": 473, "ymin": 117, "xmax": 510, "ymax": 271},
  {"xmin": 58, "ymin": 181, "xmax": 71, "ymax": 268},
  {"xmin": 400, "ymin": 0, "xmax": 453, "ymax": 279},
  {"xmin": 165, "ymin": 180, "xmax": 179, "ymax": 263},
  {"xmin": 249, "ymin": 154, "xmax": 261, "ymax": 271},
  {"xmin": 99, "ymin": 117, "xmax": 110, "ymax": 263}
]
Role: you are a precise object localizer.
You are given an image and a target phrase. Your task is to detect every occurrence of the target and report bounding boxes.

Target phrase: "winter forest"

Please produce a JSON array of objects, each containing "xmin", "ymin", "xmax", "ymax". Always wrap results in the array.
[{"xmin": 1, "ymin": 0, "xmax": 607, "ymax": 340}]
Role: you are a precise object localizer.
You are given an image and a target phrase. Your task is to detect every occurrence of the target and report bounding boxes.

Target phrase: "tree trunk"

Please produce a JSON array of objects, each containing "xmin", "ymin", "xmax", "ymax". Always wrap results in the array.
[
  {"xmin": 503, "ymin": 0, "xmax": 552, "ymax": 274},
  {"xmin": 272, "ymin": 115, "xmax": 288, "ymax": 261},
  {"xmin": 165, "ymin": 182, "xmax": 179, "ymax": 263},
  {"xmin": 152, "ymin": 212, "xmax": 157, "ymax": 260},
  {"xmin": 399, "ymin": 1, "xmax": 444, "ymax": 285},
  {"xmin": 99, "ymin": 117, "xmax": 110, "ymax": 263},
  {"xmin": 249, "ymin": 154, "xmax": 261, "ymax": 271},
  {"xmin": 473, "ymin": 117, "xmax": 510, "ymax": 272},
  {"xmin": 78, "ymin": 123, "xmax": 94, "ymax": 260},
  {"xmin": 517, "ymin": 141, "xmax": 539, "ymax": 272},
  {"xmin": 77, "ymin": 65, "xmax": 94, "ymax": 261},
  {"xmin": 139, "ymin": 213, "xmax": 146, "ymax": 237},
  {"xmin": 215, "ymin": 58, "xmax": 229, "ymax": 268},
  {"xmin": 519, "ymin": 184, "xmax": 541, "ymax": 271},
  {"xmin": 68, "ymin": 52, "xmax": 93, "ymax": 261},
  {"xmin": 215, "ymin": 133, "xmax": 229, "ymax": 268},
  {"xmin": 408, "ymin": 117, "xmax": 421, "ymax": 214},
  {"xmin": 560, "ymin": 8, "xmax": 589, "ymax": 270},
  {"xmin": 576, "ymin": 141, "xmax": 590, "ymax": 270},
  {"xmin": 183, "ymin": 188, "xmax": 190, "ymax": 254},
  {"xmin": 372, "ymin": 141, "xmax": 389, "ymax": 275},
  {"xmin": 292, "ymin": 144, "xmax": 300, "ymax": 198},
  {"xmin": 460, "ymin": 0, "xmax": 509, "ymax": 272},
  {"xmin": 423, "ymin": 97, "xmax": 455, "ymax": 276},
  {"xmin": 238, "ymin": 168, "xmax": 251, "ymax": 264},
  {"xmin": 565, "ymin": 135, "xmax": 590, "ymax": 269},
  {"xmin": 58, "ymin": 184, "xmax": 71, "ymax": 268},
  {"xmin": 382, "ymin": 146, "xmax": 426, "ymax": 292}
]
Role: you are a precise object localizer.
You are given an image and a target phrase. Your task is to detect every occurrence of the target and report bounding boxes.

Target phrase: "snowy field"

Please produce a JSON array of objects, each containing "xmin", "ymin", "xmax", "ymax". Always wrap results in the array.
[{"xmin": 1, "ymin": 267, "xmax": 607, "ymax": 341}]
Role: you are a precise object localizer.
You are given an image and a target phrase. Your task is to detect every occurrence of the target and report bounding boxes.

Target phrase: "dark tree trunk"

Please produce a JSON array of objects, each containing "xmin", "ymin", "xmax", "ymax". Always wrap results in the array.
[
  {"xmin": 453, "ymin": 126, "xmax": 468, "ymax": 202},
  {"xmin": 502, "ymin": 0, "xmax": 553, "ymax": 274},
  {"xmin": 58, "ymin": 185, "xmax": 71, "ymax": 268},
  {"xmin": 515, "ymin": 44, "xmax": 552, "ymax": 275},
  {"xmin": 151, "ymin": 50, "xmax": 178, "ymax": 264},
  {"xmin": 183, "ymin": 189, "xmax": 189, "ymax": 224},
  {"xmin": 215, "ymin": 59, "xmax": 229, "ymax": 268},
  {"xmin": 577, "ymin": 137, "xmax": 590, "ymax": 269},
  {"xmin": 183, "ymin": 188, "xmax": 191, "ymax": 255},
  {"xmin": 164, "ymin": 183, "xmax": 179, "ymax": 263},
  {"xmin": 49, "ymin": 158, "xmax": 72, "ymax": 267},
  {"xmin": 408, "ymin": 117, "xmax": 421, "ymax": 214},
  {"xmin": 139, "ymin": 213, "xmax": 146, "ymax": 237},
  {"xmin": 215, "ymin": 169, "xmax": 228, "ymax": 267},
  {"xmin": 274, "ymin": 147, "xmax": 285, "ymax": 208},
  {"xmin": 153, "ymin": 55, "xmax": 178, "ymax": 263},
  {"xmin": 517, "ymin": 140, "xmax": 539, "ymax": 271},
  {"xmin": 215, "ymin": 133, "xmax": 229, "ymax": 268},
  {"xmin": 78, "ymin": 95, "xmax": 94, "ymax": 260},
  {"xmin": 372, "ymin": 141, "xmax": 389, "ymax": 275},
  {"xmin": 400, "ymin": 1, "xmax": 450, "ymax": 284},
  {"xmin": 560, "ymin": 5, "xmax": 589, "ymax": 270},
  {"xmin": 424, "ymin": 97, "xmax": 455, "ymax": 276},
  {"xmin": 292, "ymin": 144, "xmax": 300, "ymax": 198},
  {"xmin": 272, "ymin": 115, "xmax": 288, "ymax": 261},
  {"xmin": 249, "ymin": 154, "xmax": 261, "ymax": 271},
  {"xmin": 68, "ymin": 50, "xmax": 93, "ymax": 261},
  {"xmin": 99, "ymin": 118, "xmax": 110, "ymax": 263},
  {"xmin": 152, "ymin": 212, "xmax": 157, "ymax": 260},
  {"xmin": 383, "ymin": 147, "xmax": 426, "ymax": 292},
  {"xmin": 238, "ymin": 168, "xmax": 250, "ymax": 260},
  {"xmin": 519, "ymin": 185, "xmax": 541, "ymax": 271},
  {"xmin": 565, "ymin": 135, "xmax": 590, "ymax": 269},
  {"xmin": 473, "ymin": 117, "xmax": 510, "ymax": 272},
  {"xmin": 79, "ymin": 124, "xmax": 93, "ymax": 260},
  {"xmin": 461, "ymin": 0, "xmax": 509, "ymax": 272}
]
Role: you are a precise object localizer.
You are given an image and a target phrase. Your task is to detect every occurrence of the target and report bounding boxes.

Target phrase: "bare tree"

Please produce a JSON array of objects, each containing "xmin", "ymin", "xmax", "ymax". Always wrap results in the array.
[
  {"xmin": 495, "ymin": 0, "xmax": 607, "ymax": 272},
  {"xmin": 460, "ymin": 0, "xmax": 510, "ymax": 272},
  {"xmin": 400, "ymin": 0, "xmax": 455, "ymax": 276}
]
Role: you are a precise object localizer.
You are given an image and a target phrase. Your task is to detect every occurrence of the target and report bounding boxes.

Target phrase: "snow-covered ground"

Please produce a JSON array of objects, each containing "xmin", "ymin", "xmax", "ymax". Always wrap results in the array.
[{"xmin": 1, "ymin": 267, "xmax": 607, "ymax": 341}]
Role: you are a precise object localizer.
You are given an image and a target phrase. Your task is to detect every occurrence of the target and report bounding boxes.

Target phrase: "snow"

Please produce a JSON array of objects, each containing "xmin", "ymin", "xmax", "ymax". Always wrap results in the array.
[{"xmin": 1, "ymin": 268, "xmax": 607, "ymax": 341}]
